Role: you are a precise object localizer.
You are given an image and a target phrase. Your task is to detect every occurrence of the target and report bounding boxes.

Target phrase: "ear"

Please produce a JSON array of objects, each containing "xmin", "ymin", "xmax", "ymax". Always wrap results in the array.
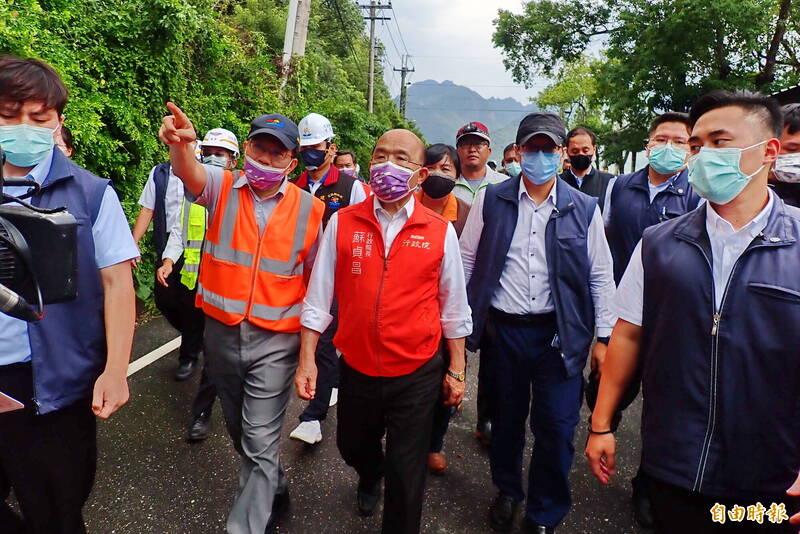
[
  {"xmin": 411, "ymin": 166, "xmax": 429, "ymax": 189},
  {"xmin": 764, "ymin": 138, "xmax": 781, "ymax": 164},
  {"xmin": 286, "ymin": 158, "xmax": 299, "ymax": 175}
]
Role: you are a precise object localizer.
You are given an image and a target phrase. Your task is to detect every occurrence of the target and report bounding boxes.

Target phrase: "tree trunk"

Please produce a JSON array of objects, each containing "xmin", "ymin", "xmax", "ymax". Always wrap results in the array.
[{"xmin": 756, "ymin": 0, "xmax": 792, "ymax": 89}]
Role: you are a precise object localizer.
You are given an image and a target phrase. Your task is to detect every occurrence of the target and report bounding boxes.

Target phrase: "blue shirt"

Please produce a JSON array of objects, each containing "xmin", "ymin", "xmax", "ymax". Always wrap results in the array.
[{"xmin": 0, "ymin": 149, "xmax": 139, "ymax": 366}]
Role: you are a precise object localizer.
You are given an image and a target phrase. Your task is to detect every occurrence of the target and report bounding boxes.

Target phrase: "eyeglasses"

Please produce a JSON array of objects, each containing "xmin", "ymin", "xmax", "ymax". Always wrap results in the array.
[
  {"xmin": 369, "ymin": 153, "xmax": 423, "ymax": 169},
  {"xmin": 457, "ymin": 140, "xmax": 489, "ymax": 149},
  {"xmin": 648, "ymin": 137, "xmax": 690, "ymax": 148}
]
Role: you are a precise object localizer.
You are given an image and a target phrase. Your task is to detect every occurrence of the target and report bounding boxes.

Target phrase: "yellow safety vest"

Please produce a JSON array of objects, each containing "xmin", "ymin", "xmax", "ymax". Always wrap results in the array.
[{"xmin": 179, "ymin": 198, "xmax": 207, "ymax": 290}]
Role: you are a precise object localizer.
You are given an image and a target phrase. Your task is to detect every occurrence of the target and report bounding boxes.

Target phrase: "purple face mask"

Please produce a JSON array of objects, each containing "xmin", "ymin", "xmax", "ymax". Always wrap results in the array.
[
  {"xmin": 369, "ymin": 161, "xmax": 417, "ymax": 202},
  {"xmin": 243, "ymin": 155, "xmax": 290, "ymax": 190},
  {"xmin": 339, "ymin": 167, "xmax": 356, "ymax": 177}
]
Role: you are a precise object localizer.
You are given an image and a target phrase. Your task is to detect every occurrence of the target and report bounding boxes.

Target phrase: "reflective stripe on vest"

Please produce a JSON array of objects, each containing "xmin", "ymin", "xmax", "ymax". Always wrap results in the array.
[
  {"xmin": 179, "ymin": 198, "xmax": 207, "ymax": 290},
  {"xmin": 197, "ymin": 171, "xmax": 324, "ymax": 332}
]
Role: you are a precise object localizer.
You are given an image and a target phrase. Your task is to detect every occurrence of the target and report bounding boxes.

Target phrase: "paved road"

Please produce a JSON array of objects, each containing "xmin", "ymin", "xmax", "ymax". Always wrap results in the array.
[{"xmin": 80, "ymin": 316, "xmax": 645, "ymax": 534}]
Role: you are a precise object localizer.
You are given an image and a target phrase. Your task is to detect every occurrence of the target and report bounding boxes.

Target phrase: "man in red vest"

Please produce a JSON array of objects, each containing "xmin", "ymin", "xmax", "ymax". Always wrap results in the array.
[{"xmin": 296, "ymin": 129, "xmax": 472, "ymax": 534}]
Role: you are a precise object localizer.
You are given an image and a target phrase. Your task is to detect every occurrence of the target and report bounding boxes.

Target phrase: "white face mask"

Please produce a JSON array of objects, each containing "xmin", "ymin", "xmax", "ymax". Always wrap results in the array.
[{"xmin": 773, "ymin": 153, "xmax": 800, "ymax": 183}]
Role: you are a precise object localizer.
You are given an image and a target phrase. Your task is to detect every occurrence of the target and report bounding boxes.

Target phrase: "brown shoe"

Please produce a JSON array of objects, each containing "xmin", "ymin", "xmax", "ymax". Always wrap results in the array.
[{"xmin": 428, "ymin": 452, "xmax": 447, "ymax": 475}]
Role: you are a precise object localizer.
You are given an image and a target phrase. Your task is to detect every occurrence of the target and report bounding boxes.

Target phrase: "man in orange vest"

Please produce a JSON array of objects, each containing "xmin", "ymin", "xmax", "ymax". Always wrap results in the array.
[
  {"xmin": 159, "ymin": 102, "xmax": 324, "ymax": 534},
  {"xmin": 296, "ymin": 129, "xmax": 472, "ymax": 534}
]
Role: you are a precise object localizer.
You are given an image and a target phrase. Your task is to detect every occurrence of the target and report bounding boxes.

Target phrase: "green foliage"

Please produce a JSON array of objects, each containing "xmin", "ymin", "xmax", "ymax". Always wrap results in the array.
[
  {"xmin": 494, "ymin": 0, "xmax": 800, "ymax": 167},
  {"xmin": 1, "ymin": 0, "xmax": 412, "ymax": 299}
]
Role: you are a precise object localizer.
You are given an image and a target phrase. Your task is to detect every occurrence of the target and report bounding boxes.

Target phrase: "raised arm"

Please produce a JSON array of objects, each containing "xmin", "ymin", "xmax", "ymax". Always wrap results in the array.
[{"xmin": 158, "ymin": 102, "xmax": 206, "ymax": 197}]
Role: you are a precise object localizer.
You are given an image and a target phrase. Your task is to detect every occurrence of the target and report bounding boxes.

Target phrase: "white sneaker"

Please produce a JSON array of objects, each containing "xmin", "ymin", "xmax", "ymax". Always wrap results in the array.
[
  {"xmin": 329, "ymin": 388, "xmax": 339, "ymax": 407},
  {"xmin": 289, "ymin": 420, "xmax": 322, "ymax": 444}
]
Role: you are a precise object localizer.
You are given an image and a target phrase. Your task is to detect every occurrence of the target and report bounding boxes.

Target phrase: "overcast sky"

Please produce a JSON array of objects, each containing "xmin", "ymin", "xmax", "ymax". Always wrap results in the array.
[{"xmin": 371, "ymin": 0, "xmax": 549, "ymax": 105}]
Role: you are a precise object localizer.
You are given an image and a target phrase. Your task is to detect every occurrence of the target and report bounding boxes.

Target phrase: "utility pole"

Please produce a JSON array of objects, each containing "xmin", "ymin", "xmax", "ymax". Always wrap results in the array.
[
  {"xmin": 360, "ymin": 2, "xmax": 391, "ymax": 113},
  {"xmin": 280, "ymin": 0, "xmax": 311, "ymax": 92},
  {"xmin": 393, "ymin": 55, "xmax": 415, "ymax": 119}
]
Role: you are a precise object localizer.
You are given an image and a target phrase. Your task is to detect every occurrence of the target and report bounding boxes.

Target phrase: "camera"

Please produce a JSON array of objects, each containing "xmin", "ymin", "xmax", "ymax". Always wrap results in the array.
[{"xmin": 0, "ymin": 144, "xmax": 78, "ymax": 321}]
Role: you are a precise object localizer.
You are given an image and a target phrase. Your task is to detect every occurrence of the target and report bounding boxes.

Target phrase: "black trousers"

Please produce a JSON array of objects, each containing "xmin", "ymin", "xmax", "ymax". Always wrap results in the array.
[
  {"xmin": 337, "ymin": 354, "xmax": 443, "ymax": 534},
  {"xmin": 299, "ymin": 302, "xmax": 339, "ymax": 422},
  {"xmin": 645, "ymin": 472, "xmax": 800, "ymax": 533},
  {"xmin": 0, "ymin": 363, "xmax": 97, "ymax": 534},
  {"xmin": 429, "ymin": 341, "xmax": 454, "ymax": 454},
  {"xmin": 191, "ymin": 360, "xmax": 217, "ymax": 418},
  {"xmin": 153, "ymin": 257, "xmax": 205, "ymax": 364}
]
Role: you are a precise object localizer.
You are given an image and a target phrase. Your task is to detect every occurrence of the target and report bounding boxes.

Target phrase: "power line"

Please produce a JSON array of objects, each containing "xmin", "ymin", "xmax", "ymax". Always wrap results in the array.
[
  {"xmin": 388, "ymin": 3, "xmax": 412, "ymax": 67},
  {"xmin": 328, "ymin": 0, "xmax": 359, "ymax": 61},
  {"xmin": 407, "ymin": 107, "xmax": 536, "ymax": 112}
]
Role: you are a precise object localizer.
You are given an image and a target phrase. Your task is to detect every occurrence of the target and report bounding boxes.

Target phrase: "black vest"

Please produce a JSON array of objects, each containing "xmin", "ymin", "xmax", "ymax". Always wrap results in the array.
[
  {"xmin": 559, "ymin": 167, "xmax": 614, "ymax": 211},
  {"xmin": 294, "ymin": 166, "xmax": 360, "ymax": 227},
  {"xmin": 151, "ymin": 162, "xmax": 171, "ymax": 259}
]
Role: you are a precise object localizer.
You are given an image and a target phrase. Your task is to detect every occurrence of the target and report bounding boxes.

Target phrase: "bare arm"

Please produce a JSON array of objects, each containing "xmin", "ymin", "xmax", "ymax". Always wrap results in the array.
[
  {"xmin": 158, "ymin": 102, "xmax": 206, "ymax": 197},
  {"xmin": 584, "ymin": 319, "xmax": 642, "ymax": 484},
  {"xmin": 92, "ymin": 261, "xmax": 135, "ymax": 419},
  {"xmin": 295, "ymin": 326, "xmax": 322, "ymax": 400},
  {"xmin": 442, "ymin": 337, "xmax": 466, "ymax": 406},
  {"xmin": 131, "ymin": 207, "xmax": 153, "ymax": 244}
]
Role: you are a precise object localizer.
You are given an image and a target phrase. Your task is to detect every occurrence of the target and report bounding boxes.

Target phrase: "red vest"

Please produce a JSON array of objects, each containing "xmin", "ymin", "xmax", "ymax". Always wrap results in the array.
[{"xmin": 334, "ymin": 199, "xmax": 449, "ymax": 377}]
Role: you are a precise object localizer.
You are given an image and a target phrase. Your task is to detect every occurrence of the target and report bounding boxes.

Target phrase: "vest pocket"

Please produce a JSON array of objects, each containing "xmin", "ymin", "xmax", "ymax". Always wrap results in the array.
[{"xmin": 748, "ymin": 282, "xmax": 800, "ymax": 303}]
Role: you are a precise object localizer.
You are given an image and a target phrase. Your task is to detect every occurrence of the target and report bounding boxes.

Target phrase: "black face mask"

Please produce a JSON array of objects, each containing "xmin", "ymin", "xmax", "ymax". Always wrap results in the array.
[
  {"xmin": 420, "ymin": 173, "xmax": 456, "ymax": 199},
  {"xmin": 569, "ymin": 154, "xmax": 593, "ymax": 172}
]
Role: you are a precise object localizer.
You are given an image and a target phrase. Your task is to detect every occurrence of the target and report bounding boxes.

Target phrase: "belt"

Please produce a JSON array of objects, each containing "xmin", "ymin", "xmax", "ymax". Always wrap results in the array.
[{"xmin": 489, "ymin": 307, "xmax": 556, "ymax": 325}]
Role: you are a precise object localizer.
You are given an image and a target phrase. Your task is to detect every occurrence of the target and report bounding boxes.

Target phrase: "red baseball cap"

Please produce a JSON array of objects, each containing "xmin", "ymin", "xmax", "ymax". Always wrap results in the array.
[{"xmin": 456, "ymin": 121, "xmax": 491, "ymax": 145}]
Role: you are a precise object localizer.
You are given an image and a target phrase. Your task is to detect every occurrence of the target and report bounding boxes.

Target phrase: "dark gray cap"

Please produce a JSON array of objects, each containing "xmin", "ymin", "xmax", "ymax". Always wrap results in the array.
[
  {"xmin": 516, "ymin": 112, "xmax": 567, "ymax": 146},
  {"xmin": 248, "ymin": 114, "xmax": 299, "ymax": 150}
]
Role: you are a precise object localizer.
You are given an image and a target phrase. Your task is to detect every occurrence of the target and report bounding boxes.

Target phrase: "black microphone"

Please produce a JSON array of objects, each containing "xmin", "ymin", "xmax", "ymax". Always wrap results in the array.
[{"xmin": 0, "ymin": 282, "xmax": 41, "ymax": 322}]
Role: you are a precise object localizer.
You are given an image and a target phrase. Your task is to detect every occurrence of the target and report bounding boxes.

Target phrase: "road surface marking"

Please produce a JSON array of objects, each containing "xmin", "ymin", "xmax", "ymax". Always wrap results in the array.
[{"xmin": 127, "ymin": 336, "xmax": 182, "ymax": 377}]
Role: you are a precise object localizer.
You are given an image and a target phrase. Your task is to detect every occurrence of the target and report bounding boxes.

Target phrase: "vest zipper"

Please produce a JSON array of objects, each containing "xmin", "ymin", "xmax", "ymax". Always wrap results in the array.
[
  {"xmin": 245, "ymin": 223, "xmax": 268, "ymax": 319},
  {"xmin": 374, "ymin": 255, "xmax": 388, "ymax": 376},
  {"xmin": 692, "ymin": 239, "xmax": 767, "ymax": 492}
]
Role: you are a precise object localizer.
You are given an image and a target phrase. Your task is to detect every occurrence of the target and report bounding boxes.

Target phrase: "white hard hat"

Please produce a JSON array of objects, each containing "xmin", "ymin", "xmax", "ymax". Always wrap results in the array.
[
  {"xmin": 298, "ymin": 113, "xmax": 335, "ymax": 147},
  {"xmin": 202, "ymin": 128, "xmax": 240, "ymax": 156}
]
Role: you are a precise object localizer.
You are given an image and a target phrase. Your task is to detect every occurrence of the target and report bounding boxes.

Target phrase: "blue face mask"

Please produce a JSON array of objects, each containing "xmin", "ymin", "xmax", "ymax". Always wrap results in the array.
[
  {"xmin": 505, "ymin": 161, "xmax": 522, "ymax": 178},
  {"xmin": 300, "ymin": 148, "xmax": 327, "ymax": 170},
  {"xmin": 520, "ymin": 151, "xmax": 560, "ymax": 185},
  {"xmin": 0, "ymin": 124, "xmax": 58, "ymax": 168},
  {"xmin": 648, "ymin": 142, "xmax": 688, "ymax": 175},
  {"xmin": 688, "ymin": 141, "xmax": 766, "ymax": 205}
]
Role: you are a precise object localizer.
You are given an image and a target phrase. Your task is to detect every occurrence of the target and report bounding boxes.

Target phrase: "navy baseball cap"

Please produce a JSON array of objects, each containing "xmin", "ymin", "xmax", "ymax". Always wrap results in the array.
[
  {"xmin": 248, "ymin": 114, "xmax": 299, "ymax": 150},
  {"xmin": 516, "ymin": 112, "xmax": 567, "ymax": 146}
]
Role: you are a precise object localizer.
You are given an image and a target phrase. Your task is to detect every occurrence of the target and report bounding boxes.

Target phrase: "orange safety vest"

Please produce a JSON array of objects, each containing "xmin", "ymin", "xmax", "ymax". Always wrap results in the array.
[
  {"xmin": 333, "ymin": 199, "xmax": 449, "ymax": 377},
  {"xmin": 196, "ymin": 170, "xmax": 324, "ymax": 332}
]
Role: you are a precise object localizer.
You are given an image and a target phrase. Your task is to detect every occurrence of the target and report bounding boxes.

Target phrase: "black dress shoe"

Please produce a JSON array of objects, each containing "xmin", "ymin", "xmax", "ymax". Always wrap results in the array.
[
  {"xmin": 632, "ymin": 476, "xmax": 655, "ymax": 529},
  {"xmin": 265, "ymin": 490, "xmax": 290, "ymax": 533},
  {"xmin": 476, "ymin": 419, "xmax": 492, "ymax": 446},
  {"xmin": 356, "ymin": 479, "xmax": 381, "ymax": 517},
  {"xmin": 188, "ymin": 413, "xmax": 212, "ymax": 441},
  {"xmin": 174, "ymin": 360, "xmax": 196, "ymax": 381},
  {"xmin": 489, "ymin": 492, "xmax": 519, "ymax": 532},
  {"xmin": 524, "ymin": 520, "xmax": 555, "ymax": 533}
]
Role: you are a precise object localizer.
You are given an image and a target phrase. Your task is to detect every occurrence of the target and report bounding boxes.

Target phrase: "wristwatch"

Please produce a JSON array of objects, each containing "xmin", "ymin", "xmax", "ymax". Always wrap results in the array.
[
  {"xmin": 446, "ymin": 368, "xmax": 466, "ymax": 382},
  {"xmin": 596, "ymin": 336, "xmax": 611, "ymax": 345}
]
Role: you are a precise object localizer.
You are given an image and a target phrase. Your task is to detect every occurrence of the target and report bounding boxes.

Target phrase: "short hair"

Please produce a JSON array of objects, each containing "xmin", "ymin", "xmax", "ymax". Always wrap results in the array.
[
  {"xmin": 649, "ymin": 111, "xmax": 691, "ymax": 136},
  {"xmin": 0, "ymin": 56, "xmax": 68, "ymax": 114},
  {"xmin": 61, "ymin": 124, "xmax": 75, "ymax": 152},
  {"xmin": 689, "ymin": 90, "xmax": 783, "ymax": 138},
  {"xmin": 425, "ymin": 143, "xmax": 461, "ymax": 177},
  {"xmin": 783, "ymin": 103, "xmax": 800, "ymax": 135},
  {"xmin": 566, "ymin": 127, "xmax": 597, "ymax": 146},
  {"xmin": 502, "ymin": 143, "xmax": 516, "ymax": 156},
  {"xmin": 334, "ymin": 150, "xmax": 357, "ymax": 165}
]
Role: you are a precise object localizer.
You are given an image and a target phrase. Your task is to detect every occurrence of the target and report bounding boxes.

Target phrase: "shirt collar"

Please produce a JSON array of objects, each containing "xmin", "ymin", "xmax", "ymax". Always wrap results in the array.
[
  {"xmin": 705, "ymin": 188, "xmax": 774, "ymax": 239},
  {"xmin": 649, "ymin": 172, "xmax": 681, "ymax": 189},
  {"xmin": 518, "ymin": 176, "xmax": 557, "ymax": 207},
  {"xmin": 11, "ymin": 148, "xmax": 55, "ymax": 185},
  {"xmin": 569, "ymin": 167, "xmax": 593, "ymax": 180},
  {"xmin": 374, "ymin": 193, "xmax": 415, "ymax": 220}
]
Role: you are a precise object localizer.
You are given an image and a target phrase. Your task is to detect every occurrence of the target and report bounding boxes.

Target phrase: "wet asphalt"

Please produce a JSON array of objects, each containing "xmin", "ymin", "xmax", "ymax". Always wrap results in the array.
[{"xmin": 76, "ymin": 316, "xmax": 645, "ymax": 534}]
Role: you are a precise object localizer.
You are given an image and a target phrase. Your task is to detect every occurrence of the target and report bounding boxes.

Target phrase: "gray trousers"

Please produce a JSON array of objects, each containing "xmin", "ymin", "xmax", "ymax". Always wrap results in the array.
[{"xmin": 204, "ymin": 317, "xmax": 299, "ymax": 534}]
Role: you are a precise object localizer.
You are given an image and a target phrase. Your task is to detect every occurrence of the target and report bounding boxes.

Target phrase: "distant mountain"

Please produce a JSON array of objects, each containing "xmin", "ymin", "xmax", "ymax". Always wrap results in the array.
[{"xmin": 401, "ymin": 80, "xmax": 538, "ymax": 158}]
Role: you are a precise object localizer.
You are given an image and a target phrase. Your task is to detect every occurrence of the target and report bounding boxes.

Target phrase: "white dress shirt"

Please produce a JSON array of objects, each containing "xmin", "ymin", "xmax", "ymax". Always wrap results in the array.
[
  {"xmin": 138, "ymin": 165, "xmax": 186, "ymax": 232},
  {"xmin": 460, "ymin": 178, "xmax": 617, "ymax": 336},
  {"xmin": 301, "ymin": 195, "xmax": 473, "ymax": 339},
  {"xmin": 602, "ymin": 171, "xmax": 683, "ymax": 226},
  {"xmin": 614, "ymin": 189, "xmax": 775, "ymax": 325}
]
